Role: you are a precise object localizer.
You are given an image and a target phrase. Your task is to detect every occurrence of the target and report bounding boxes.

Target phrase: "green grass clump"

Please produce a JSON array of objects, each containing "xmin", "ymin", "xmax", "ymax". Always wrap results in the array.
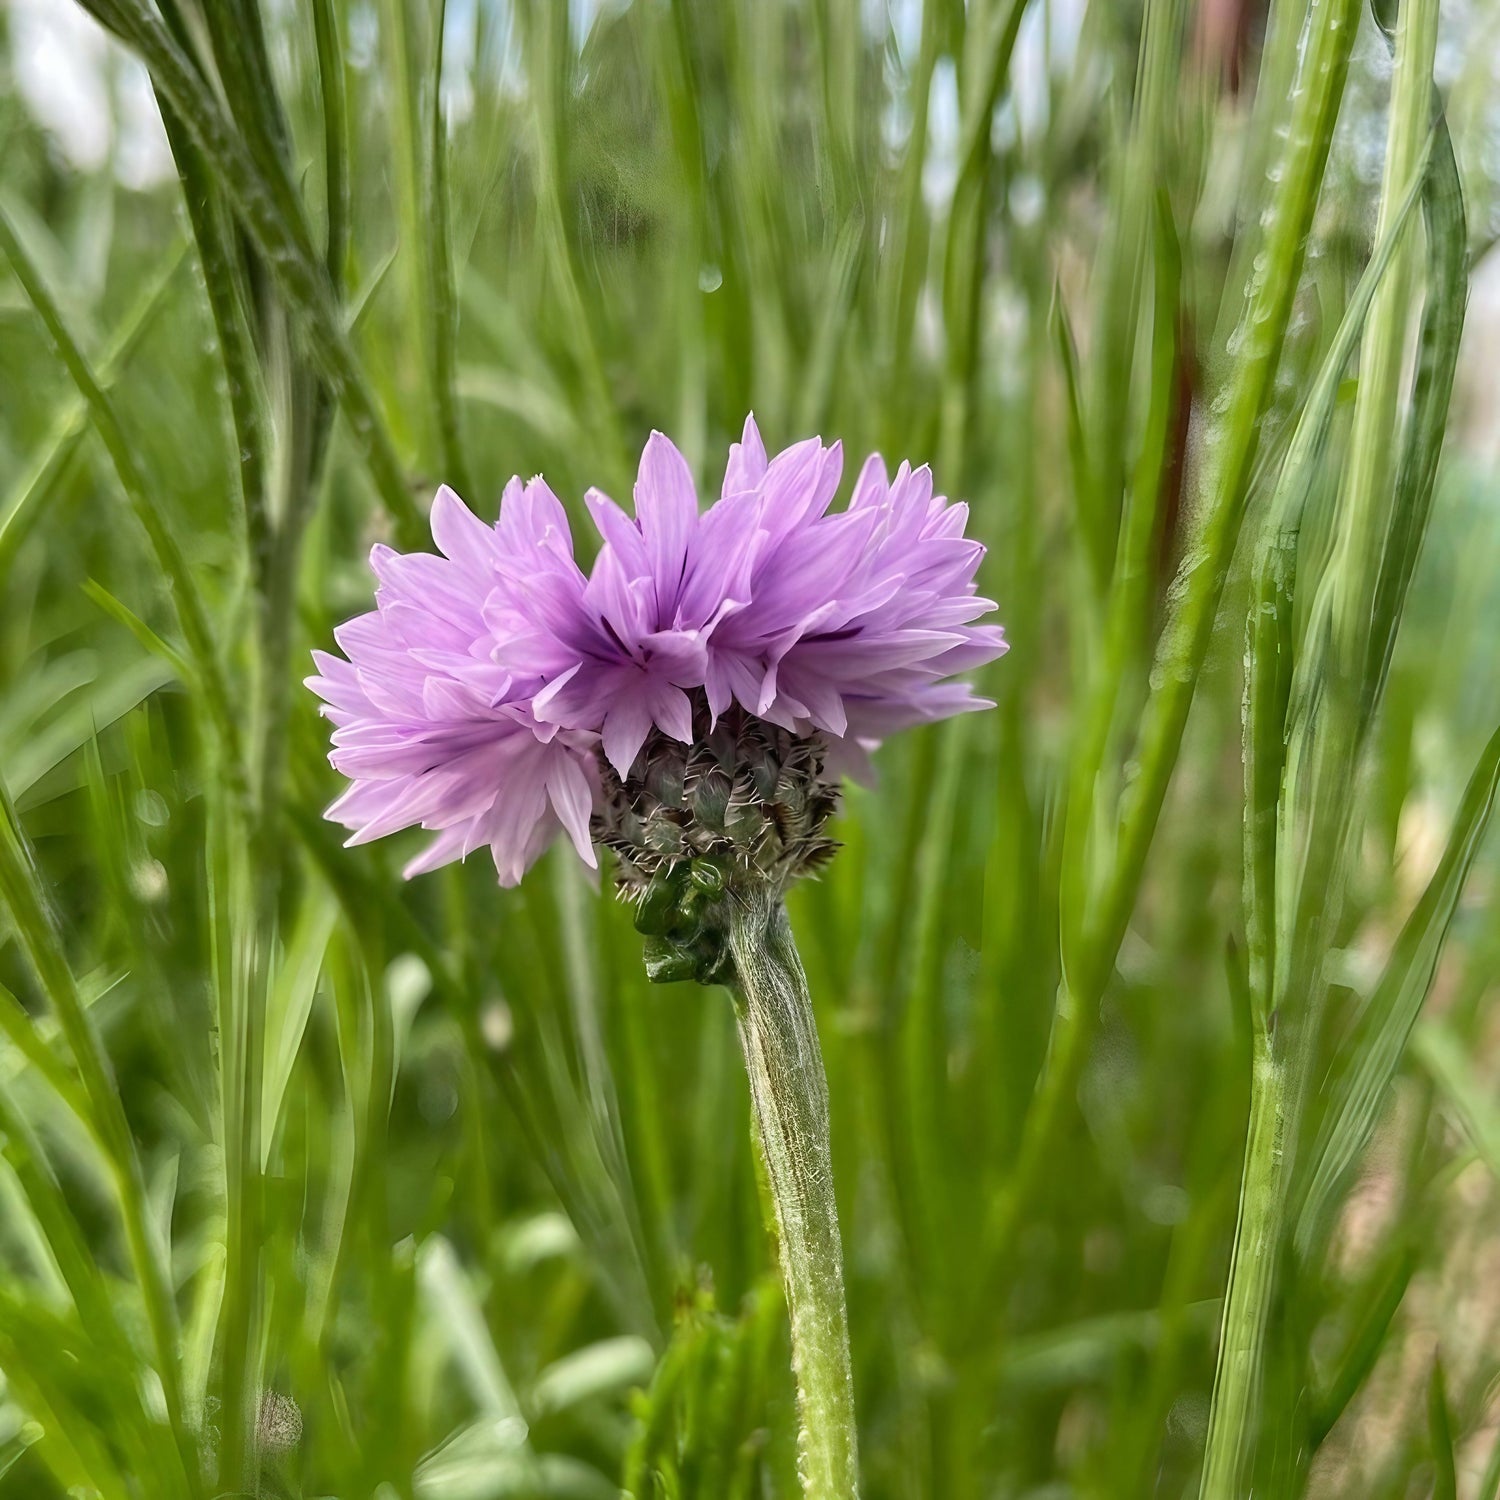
[{"xmin": 2, "ymin": 0, "xmax": 1500, "ymax": 1495}]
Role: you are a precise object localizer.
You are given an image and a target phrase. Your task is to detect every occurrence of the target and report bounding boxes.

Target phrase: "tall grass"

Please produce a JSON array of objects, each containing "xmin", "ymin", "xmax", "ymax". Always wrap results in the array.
[{"xmin": 1, "ymin": 0, "xmax": 1500, "ymax": 1495}]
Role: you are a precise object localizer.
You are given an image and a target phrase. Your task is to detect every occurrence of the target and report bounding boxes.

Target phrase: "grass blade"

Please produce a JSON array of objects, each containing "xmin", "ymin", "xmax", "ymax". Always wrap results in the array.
[
  {"xmin": 1096, "ymin": 0, "xmax": 1359, "ymax": 990},
  {"xmin": 1296, "ymin": 720, "xmax": 1500, "ymax": 1255},
  {"xmin": 427, "ymin": 0, "xmax": 473, "ymax": 496},
  {"xmin": 0, "ymin": 239, "xmax": 186, "ymax": 584},
  {"xmin": 0, "ymin": 203, "xmax": 241, "ymax": 781},
  {"xmin": 1428, "ymin": 1358, "xmax": 1458, "ymax": 1500},
  {"xmin": 1413, "ymin": 1019, "xmax": 1500, "ymax": 1182},
  {"xmin": 74, "ymin": 0, "xmax": 426, "ymax": 546},
  {"xmin": 0, "ymin": 780, "xmax": 192, "ymax": 1486},
  {"xmin": 1363, "ymin": 115, "xmax": 1468, "ymax": 719}
]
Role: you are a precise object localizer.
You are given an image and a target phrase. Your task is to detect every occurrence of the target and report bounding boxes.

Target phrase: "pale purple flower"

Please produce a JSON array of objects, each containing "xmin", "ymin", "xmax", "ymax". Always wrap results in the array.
[
  {"xmin": 530, "ymin": 432, "xmax": 760, "ymax": 775},
  {"xmin": 307, "ymin": 483, "xmax": 598, "ymax": 887},
  {"xmin": 310, "ymin": 419, "xmax": 1006, "ymax": 885},
  {"xmin": 695, "ymin": 417, "xmax": 1008, "ymax": 748}
]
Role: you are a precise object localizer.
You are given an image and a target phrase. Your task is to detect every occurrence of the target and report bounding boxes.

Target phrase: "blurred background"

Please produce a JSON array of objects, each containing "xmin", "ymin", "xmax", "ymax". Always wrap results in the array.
[{"xmin": 3, "ymin": 0, "xmax": 1500, "ymax": 1495}]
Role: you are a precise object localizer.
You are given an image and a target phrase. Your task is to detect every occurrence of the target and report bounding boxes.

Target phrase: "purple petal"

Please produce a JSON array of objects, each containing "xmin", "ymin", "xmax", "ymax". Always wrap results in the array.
[
  {"xmin": 546, "ymin": 750, "xmax": 599, "ymax": 867},
  {"xmin": 724, "ymin": 412, "xmax": 767, "ymax": 495},
  {"xmin": 430, "ymin": 485, "xmax": 498, "ymax": 572},
  {"xmin": 635, "ymin": 431, "xmax": 699, "ymax": 617},
  {"xmin": 601, "ymin": 694, "xmax": 655, "ymax": 776}
]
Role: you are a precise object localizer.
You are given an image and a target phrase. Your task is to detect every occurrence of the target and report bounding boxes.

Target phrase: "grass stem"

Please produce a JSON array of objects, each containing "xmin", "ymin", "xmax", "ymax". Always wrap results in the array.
[{"xmin": 1200, "ymin": 1040, "xmax": 1288, "ymax": 1497}]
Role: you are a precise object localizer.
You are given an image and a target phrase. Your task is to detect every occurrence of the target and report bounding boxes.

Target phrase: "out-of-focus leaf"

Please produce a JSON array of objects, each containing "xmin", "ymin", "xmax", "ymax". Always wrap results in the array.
[
  {"xmin": 80, "ymin": 580, "xmax": 196, "ymax": 690},
  {"xmin": 0, "ymin": 780, "xmax": 187, "ymax": 1451},
  {"xmin": 73, "ymin": 0, "xmax": 426, "ymax": 546},
  {"xmin": 0, "ymin": 240, "xmax": 186, "ymax": 583},
  {"xmin": 417, "ymin": 1234, "xmax": 524, "ymax": 1423},
  {"xmin": 454, "ymin": 368, "xmax": 582, "ymax": 450},
  {"xmin": 6, "ymin": 655, "xmax": 175, "ymax": 805},
  {"xmin": 0, "ymin": 203, "xmax": 239, "ymax": 775},
  {"xmin": 1428, "ymin": 1358, "xmax": 1457, "ymax": 1500},
  {"xmin": 1479, "ymin": 1423, "xmax": 1500, "ymax": 1500},
  {"xmin": 997, "ymin": 1302, "xmax": 1219, "ymax": 1392},
  {"xmin": 415, "ymin": 1428, "xmax": 614, "ymax": 1500},
  {"xmin": 260, "ymin": 884, "xmax": 339, "ymax": 1168},
  {"xmin": 528, "ymin": 1335, "xmax": 655, "ymax": 1417},
  {"xmin": 1297, "ymin": 720, "xmax": 1500, "ymax": 1254},
  {"xmin": 1412, "ymin": 1020, "xmax": 1500, "ymax": 1181},
  {"xmin": 1310, "ymin": 1232, "xmax": 1419, "ymax": 1444}
]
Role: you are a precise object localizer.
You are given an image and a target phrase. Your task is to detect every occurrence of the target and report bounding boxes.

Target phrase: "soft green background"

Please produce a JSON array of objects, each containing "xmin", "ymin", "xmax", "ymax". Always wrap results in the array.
[{"xmin": 2, "ymin": 0, "xmax": 1500, "ymax": 1495}]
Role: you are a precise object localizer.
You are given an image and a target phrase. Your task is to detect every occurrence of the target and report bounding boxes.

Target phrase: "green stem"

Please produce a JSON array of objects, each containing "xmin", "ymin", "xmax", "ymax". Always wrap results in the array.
[
  {"xmin": 725, "ymin": 895, "xmax": 859, "ymax": 1499},
  {"xmin": 1202, "ymin": 9, "xmax": 1443, "ymax": 1493},
  {"xmin": 1200, "ymin": 1040, "xmax": 1289, "ymax": 1498}
]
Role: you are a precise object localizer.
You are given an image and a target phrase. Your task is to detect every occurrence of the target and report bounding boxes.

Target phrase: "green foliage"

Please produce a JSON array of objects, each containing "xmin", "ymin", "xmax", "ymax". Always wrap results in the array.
[{"xmin": 2, "ymin": 1, "xmax": 1500, "ymax": 1496}]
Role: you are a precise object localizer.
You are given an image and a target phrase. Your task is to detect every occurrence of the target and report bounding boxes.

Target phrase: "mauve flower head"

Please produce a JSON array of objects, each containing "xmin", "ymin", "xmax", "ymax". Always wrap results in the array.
[
  {"xmin": 529, "ymin": 432, "xmax": 760, "ymax": 776},
  {"xmin": 308, "ymin": 418, "xmax": 1006, "ymax": 886},
  {"xmin": 306, "ymin": 482, "xmax": 600, "ymax": 887},
  {"xmin": 697, "ymin": 417, "xmax": 1007, "ymax": 776}
]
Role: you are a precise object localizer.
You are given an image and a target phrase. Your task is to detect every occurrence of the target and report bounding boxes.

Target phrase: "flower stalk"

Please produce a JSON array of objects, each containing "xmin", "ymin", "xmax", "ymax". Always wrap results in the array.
[{"xmin": 725, "ymin": 890, "xmax": 859, "ymax": 1500}]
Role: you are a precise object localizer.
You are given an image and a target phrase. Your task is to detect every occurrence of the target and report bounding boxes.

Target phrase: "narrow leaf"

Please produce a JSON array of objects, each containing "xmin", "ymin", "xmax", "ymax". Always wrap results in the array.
[
  {"xmin": 0, "ymin": 204, "xmax": 241, "ymax": 781},
  {"xmin": 1428, "ymin": 1358, "xmax": 1457, "ymax": 1500},
  {"xmin": 74, "ymin": 0, "xmax": 425, "ymax": 545},
  {"xmin": 1413, "ymin": 1019, "xmax": 1500, "ymax": 1182},
  {"xmin": 1296, "ymin": 719, "xmax": 1500, "ymax": 1254}
]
